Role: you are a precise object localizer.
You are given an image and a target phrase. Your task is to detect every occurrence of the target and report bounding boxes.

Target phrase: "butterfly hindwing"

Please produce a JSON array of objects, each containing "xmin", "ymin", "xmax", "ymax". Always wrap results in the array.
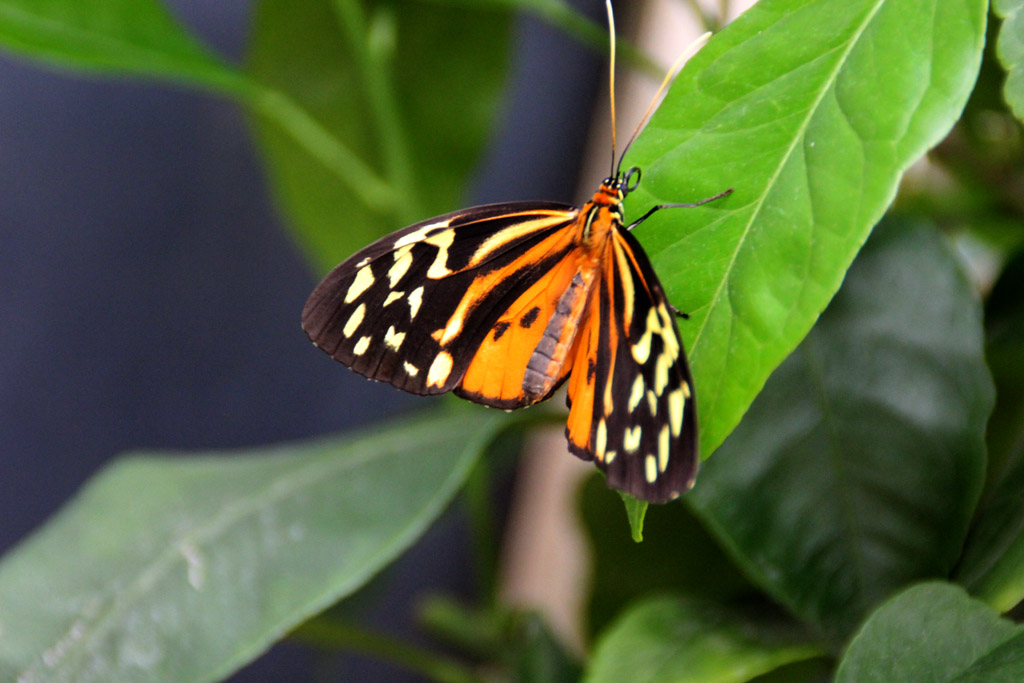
[
  {"xmin": 566, "ymin": 227, "xmax": 697, "ymax": 502},
  {"xmin": 301, "ymin": 201, "xmax": 581, "ymax": 400}
]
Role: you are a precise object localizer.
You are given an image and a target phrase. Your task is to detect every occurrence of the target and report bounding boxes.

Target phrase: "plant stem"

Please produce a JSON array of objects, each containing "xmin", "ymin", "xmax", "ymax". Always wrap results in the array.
[
  {"xmin": 331, "ymin": 0, "xmax": 422, "ymax": 223},
  {"xmin": 291, "ymin": 616, "xmax": 482, "ymax": 683}
]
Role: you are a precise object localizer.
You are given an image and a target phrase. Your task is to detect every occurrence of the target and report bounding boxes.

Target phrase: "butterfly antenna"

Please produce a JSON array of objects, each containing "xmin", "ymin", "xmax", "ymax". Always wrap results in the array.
[
  {"xmin": 616, "ymin": 31, "xmax": 712, "ymax": 175},
  {"xmin": 606, "ymin": 0, "xmax": 617, "ymax": 179}
]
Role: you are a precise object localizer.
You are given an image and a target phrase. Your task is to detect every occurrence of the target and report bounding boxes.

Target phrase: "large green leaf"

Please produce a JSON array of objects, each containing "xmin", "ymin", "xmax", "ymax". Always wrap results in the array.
[
  {"xmin": 956, "ymin": 248, "xmax": 1024, "ymax": 610},
  {"xmin": 584, "ymin": 596, "xmax": 822, "ymax": 683},
  {"xmin": 625, "ymin": 0, "xmax": 987, "ymax": 455},
  {"xmin": 996, "ymin": 0, "xmax": 1024, "ymax": 122},
  {"xmin": 688, "ymin": 222, "xmax": 992, "ymax": 642},
  {"xmin": 835, "ymin": 582, "xmax": 1023, "ymax": 682},
  {"xmin": 0, "ymin": 408, "xmax": 503, "ymax": 682},
  {"xmin": 0, "ymin": 0, "xmax": 238, "ymax": 89},
  {"xmin": 246, "ymin": 0, "xmax": 512, "ymax": 272}
]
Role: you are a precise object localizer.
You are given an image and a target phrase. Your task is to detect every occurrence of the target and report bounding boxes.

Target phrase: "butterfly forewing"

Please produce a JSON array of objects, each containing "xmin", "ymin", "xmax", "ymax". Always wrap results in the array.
[
  {"xmin": 565, "ymin": 227, "xmax": 697, "ymax": 503},
  {"xmin": 301, "ymin": 202, "xmax": 580, "ymax": 399}
]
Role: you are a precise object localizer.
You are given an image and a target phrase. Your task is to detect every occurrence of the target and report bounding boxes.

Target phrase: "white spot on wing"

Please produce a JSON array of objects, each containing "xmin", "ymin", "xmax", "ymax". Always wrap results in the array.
[
  {"xmin": 393, "ymin": 220, "xmax": 449, "ymax": 249},
  {"xmin": 668, "ymin": 388, "xmax": 684, "ymax": 437},
  {"xmin": 353, "ymin": 335, "xmax": 371, "ymax": 356},
  {"xmin": 389, "ymin": 247, "xmax": 413, "ymax": 286},
  {"xmin": 427, "ymin": 351, "xmax": 453, "ymax": 388},
  {"xmin": 645, "ymin": 455, "xmax": 657, "ymax": 483},
  {"xmin": 343, "ymin": 303, "xmax": 365, "ymax": 338},
  {"xmin": 345, "ymin": 267, "xmax": 374, "ymax": 303},
  {"xmin": 384, "ymin": 326, "xmax": 406, "ymax": 351},
  {"xmin": 425, "ymin": 230, "xmax": 456, "ymax": 279},
  {"xmin": 628, "ymin": 375, "xmax": 644, "ymax": 412},
  {"xmin": 408, "ymin": 286, "xmax": 424, "ymax": 319},
  {"xmin": 596, "ymin": 418, "xmax": 607, "ymax": 461},
  {"xmin": 384, "ymin": 290, "xmax": 404, "ymax": 307},
  {"xmin": 658, "ymin": 425, "xmax": 670, "ymax": 472},
  {"xmin": 403, "ymin": 361, "xmax": 419, "ymax": 377},
  {"xmin": 655, "ymin": 352, "xmax": 672, "ymax": 395},
  {"xmin": 624, "ymin": 425, "xmax": 641, "ymax": 452}
]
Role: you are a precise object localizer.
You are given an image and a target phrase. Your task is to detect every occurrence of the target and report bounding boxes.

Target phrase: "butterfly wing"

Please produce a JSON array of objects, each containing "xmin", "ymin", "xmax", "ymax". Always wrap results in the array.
[
  {"xmin": 302, "ymin": 201, "xmax": 583, "ymax": 403},
  {"xmin": 565, "ymin": 227, "xmax": 698, "ymax": 502}
]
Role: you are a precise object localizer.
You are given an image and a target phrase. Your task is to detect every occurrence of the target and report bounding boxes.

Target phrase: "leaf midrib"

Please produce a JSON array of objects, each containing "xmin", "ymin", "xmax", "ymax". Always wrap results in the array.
[
  {"xmin": 689, "ymin": 0, "xmax": 888, "ymax": 425},
  {"xmin": 18, "ymin": 421, "xmax": 486, "ymax": 680}
]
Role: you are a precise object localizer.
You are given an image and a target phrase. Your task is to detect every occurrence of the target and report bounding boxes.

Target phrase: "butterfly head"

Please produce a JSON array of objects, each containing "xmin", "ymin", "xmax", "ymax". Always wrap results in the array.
[{"xmin": 602, "ymin": 166, "xmax": 642, "ymax": 201}]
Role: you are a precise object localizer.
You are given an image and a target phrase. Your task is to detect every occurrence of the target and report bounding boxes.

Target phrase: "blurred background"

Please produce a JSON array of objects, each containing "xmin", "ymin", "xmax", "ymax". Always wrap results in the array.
[{"xmin": 0, "ymin": 0, "xmax": 615, "ymax": 678}]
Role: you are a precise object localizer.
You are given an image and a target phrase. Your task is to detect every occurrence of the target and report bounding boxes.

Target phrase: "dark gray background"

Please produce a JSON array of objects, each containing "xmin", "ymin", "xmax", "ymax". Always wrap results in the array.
[{"xmin": 0, "ymin": 0, "xmax": 607, "ymax": 679}]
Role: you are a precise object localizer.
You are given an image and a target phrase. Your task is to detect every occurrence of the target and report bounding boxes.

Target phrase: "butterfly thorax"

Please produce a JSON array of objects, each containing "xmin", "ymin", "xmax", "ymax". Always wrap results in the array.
[{"xmin": 578, "ymin": 179, "xmax": 626, "ymax": 249}]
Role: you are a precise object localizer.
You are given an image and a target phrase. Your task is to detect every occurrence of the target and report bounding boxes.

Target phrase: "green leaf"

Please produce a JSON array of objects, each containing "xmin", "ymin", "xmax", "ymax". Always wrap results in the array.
[
  {"xmin": 0, "ymin": 408, "xmax": 504, "ymax": 682},
  {"xmin": 579, "ymin": 476, "xmax": 755, "ymax": 639},
  {"xmin": 246, "ymin": 0, "xmax": 512, "ymax": 272},
  {"xmin": 995, "ymin": 0, "xmax": 1024, "ymax": 122},
  {"xmin": 688, "ymin": 221, "xmax": 993, "ymax": 642},
  {"xmin": 0, "ymin": 0, "xmax": 240, "ymax": 90},
  {"xmin": 956, "ymin": 248, "xmax": 1024, "ymax": 610},
  {"xmin": 835, "ymin": 582, "xmax": 1023, "ymax": 682},
  {"xmin": 617, "ymin": 492, "xmax": 648, "ymax": 543},
  {"xmin": 585, "ymin": 597, "xmax": 823, "ymax": 683},
  {"xmin": 625, "ymin": 0, "xmax": 988, "ymax": 455},
  {"xmin": 953, "ymin": 630, "xmax": 1024, "ymax": 682}
]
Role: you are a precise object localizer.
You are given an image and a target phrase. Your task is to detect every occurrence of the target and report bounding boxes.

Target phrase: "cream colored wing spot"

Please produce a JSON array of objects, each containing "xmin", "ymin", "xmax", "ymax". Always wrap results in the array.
[
  {"xmin": 343, "ymin": 303, "xmax": 366, "ymax": 338},
  {"xmin": 384, "ymin": 291, "xmax": 404, "ymax": 307},
  {"xmin": 403, "ymin": 361, "xmax": 419, "ymax": 377},
  {"xmin": 345, "ymin": 267, "xmax": 374, "ymax": 304},
  {"xmin": 645, "ymin": 455, "xmax": 658, "ymax": 484},
  {"xmin": 408, "ymin": 286, "xmax": 424, "ymax": 320},
  {"xmin": 427, "ymin": 351, "xmax": 454, "ymax": 388},
  {"xmin": 654, "ymin": 352, "xmax": 672, "ymax": 395},
  {"xmin": 631, "ymin": 308, "xmax": 662, "ymax": 364},
  {"xmin": 658, "ymin": 424, "xmax": 670, "ymax": 473},
  {"xmin": 425, "ymin": 230, "xmax": 456, "ymax": 279},
  {"xmin": 628, "ymin": 375, "xmax": 645, "ymax": 412},
  {"xmin": 389, "ymin": 247, "xmax": 413, "ymax": 287},
  {"xmin": 682, "ymin": 381, "xmax": 691, "ymax": 399},
  {"xmin": 668, "ymin": 388, "xmax": 684, "ymax": 437},
  {"xmin": 353, "ymin": 335, "xmax": 372, "ymax": 356},
  {"xmin": 624, "ymin": 425, "xmax": 642, "ymax": 453},
  {"xmin": 605, "ymin": 450, "xmax": 617, "ymax": 465},
  {"xmin": 596, "ymin": 418, "xmax": 608, "ymax": 461},
  {"xmin": 384, "ymin": 326, "xmax": 406, "ymax": 352},
  {"xmin": 646, "ymin": 390, "xmax": 658, "ymax": 416},
  {"xmin": 392, "ymin": 219, "xmax": 450, "ymax": 249}
]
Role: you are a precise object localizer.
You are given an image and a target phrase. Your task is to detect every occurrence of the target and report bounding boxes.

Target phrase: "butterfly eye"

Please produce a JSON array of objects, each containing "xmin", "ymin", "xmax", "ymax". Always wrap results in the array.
[{"xmin": 623, "ymin": 166, "xmax": 642, "ymax": 195}]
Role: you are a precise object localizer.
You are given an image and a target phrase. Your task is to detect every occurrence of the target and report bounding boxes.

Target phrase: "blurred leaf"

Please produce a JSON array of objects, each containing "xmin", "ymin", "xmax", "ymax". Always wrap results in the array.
[
  {"xmin": 953, "ymin": 629, "xmax": 1024, "ymax": 682},
  {"xmin": 835, "ymin": 582, "xmax": 1022, "ymax": 682},
  {"xmin": 0, "ymin": 0, "xmax": 238, "ymax": 88},
  {"xmin": 509, "ymin": 612, "xmax": 582, "ymax": 683},
  {"xmin": 0, "ymin": 409, "xmax": 504, "ymax": 682},
  {"xmin": 996, "ymin": 0, "xmax": 1024, "ymax": 121},
  {"xmin": 580, "ymin": 475, "xmax": 755, "ymax": 639},
  {"xmin": 585, "ymin": 597, "xmax": 822, "ymax": 683},
  {"xmin": 246, "ymin": 0, "xmax": 512, "ymax": 272},
  {"xmin": 956, "ymin": 248, "xmax": 1024, "ymax": 610},
  {"xmin": 625, "ymin": 0, "xmax": 988, "ymax": 455},
  {"xmin": 688, "ymin": 222, "xmax": 993, "ymax": 642}
]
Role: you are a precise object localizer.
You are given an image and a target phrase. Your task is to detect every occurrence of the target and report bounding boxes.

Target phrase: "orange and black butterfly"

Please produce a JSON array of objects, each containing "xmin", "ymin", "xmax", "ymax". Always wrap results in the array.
[{"xmin": 302, "ymin": 3, "xmax": 730, "ymax": 502}]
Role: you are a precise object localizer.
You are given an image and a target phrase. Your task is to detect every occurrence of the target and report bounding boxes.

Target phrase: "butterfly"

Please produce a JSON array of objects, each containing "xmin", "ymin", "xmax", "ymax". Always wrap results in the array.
[{"xmin": 301, "ymin": 2, "xmax": 730, "ymax": 502}]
